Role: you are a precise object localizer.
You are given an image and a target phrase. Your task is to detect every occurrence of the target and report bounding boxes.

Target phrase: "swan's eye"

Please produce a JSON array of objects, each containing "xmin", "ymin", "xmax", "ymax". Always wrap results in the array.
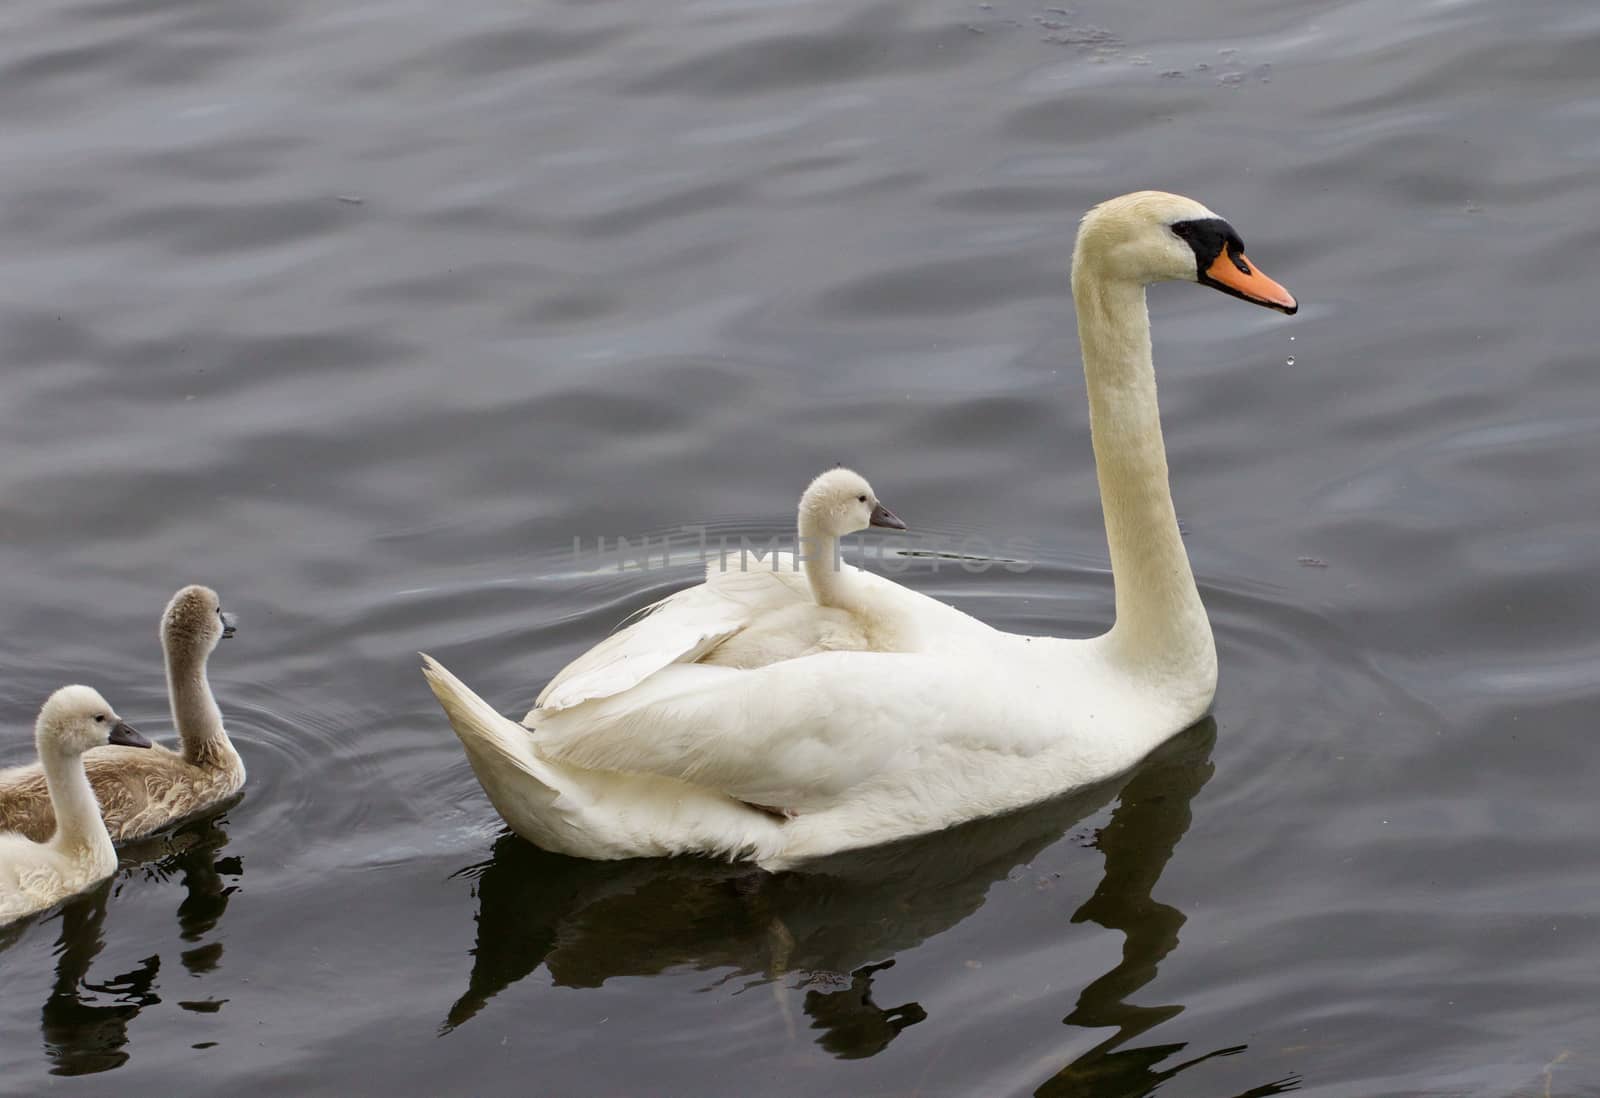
[
  {"xmin": 857, "ymin": 495, "xmax": 867, "ymax": 503},
  {"xmin": 94, "ymin": 714, "xmax": 105, "ymax": 723}
]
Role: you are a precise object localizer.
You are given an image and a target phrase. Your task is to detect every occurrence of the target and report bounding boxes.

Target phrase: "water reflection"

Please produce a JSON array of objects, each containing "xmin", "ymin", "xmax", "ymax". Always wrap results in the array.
[
  {"xmin": 36, "ymin": 881, "xmax": 151, "ymax": 1076},
  {"xmin": 1033, "ymin": 727, "xmax": 1301, "ymax": 1097},
  {"xmin": 23, "ymin": 813, "xmax": 242, "ymax": 1075},
  {"xmin": 447, "ymin": 721, "xmax": 1281, "ymax": 1087},
  {"xmin": 801, "ymin": 959, "xmax": 926, "ymax": 1059},
  {"xmin": 442, "ymin": 770, "xmax": 1125, "ymax": 1034}
]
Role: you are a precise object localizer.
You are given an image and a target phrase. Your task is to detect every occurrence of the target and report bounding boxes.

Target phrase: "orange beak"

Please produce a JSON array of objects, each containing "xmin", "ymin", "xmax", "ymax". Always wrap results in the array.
[{"xmin": 1202, "ymin": 250, "xmax": 1298, "ymax": 314}]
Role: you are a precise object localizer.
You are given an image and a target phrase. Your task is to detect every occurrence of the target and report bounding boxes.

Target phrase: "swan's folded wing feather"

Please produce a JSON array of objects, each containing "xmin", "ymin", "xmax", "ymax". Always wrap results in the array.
[
  {"xmin": 532, "ymin": 651, "xmax": 998, "ymax": 811},
  {"xmin": 532, "ymin": 564, "xmax": 813, "ymax": 715}
]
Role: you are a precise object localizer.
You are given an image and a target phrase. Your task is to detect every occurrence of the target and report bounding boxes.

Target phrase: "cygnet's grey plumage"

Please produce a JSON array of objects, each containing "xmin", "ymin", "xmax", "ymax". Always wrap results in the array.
[{"xmin": 0, "ymin": 586, "xmax": 244, "ymax": 843}]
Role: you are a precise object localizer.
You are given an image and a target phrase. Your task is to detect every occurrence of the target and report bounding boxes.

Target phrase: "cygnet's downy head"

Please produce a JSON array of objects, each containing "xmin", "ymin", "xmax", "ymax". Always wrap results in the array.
[
  {"xmin": 35, "ymin": 685, "xmax": 152, "ymax": 757},
  {"xmin": 1073, "ymin": 190, "xmax": 1297, "ymax": 314},
  {"xmin": 800, "ymin": 468, "xmax": 906, "ymax": 538},
  {"xmin": 161, "ymin": 585, "xmax": 237, "ymax": 657}
]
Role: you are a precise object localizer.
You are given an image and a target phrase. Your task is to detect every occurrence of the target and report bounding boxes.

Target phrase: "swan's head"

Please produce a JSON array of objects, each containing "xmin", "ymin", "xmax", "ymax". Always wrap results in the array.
[
  {"xmin": 800, "ymin": 468, "xmax": 906, "ymax": 537},
  {"xmin": 35, "ymin": 685, "xmax": 151, "ymax": 758},
  {"xmin": 162, "ymin": 585, "xmax": 236, "ymax": 659},
  {"xmin": 1073, "ymin": 190, "xmax": 1297, "ymax": 314}
]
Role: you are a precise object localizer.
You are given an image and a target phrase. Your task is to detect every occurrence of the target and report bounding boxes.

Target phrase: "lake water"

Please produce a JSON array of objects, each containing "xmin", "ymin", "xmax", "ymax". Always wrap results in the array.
[{"xmin": 1, "ymin": 0, "xmax": 1597, "ymax": 1094}]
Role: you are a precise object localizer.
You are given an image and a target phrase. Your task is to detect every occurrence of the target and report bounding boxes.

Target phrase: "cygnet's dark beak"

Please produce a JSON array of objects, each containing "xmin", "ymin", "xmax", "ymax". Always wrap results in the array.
[
  {"xmin": 869, "ymin": 502, "xmax": 907, "ymax": 531},
  {"xmin": 109, "ymin": 721, "xmax": 152, "ymax": 749},
  {"xmin": 220, "ymin": 612, "xmax": 237, "ymax": 639}
]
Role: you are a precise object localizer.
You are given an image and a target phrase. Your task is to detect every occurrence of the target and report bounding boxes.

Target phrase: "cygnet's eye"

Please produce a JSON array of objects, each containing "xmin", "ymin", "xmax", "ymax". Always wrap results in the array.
[
  {"xmin": 857, "ymin": 495, "xmax": 867, "ymax": 503},
  {"xmin": 94, "ymin": 714, "xmax": 105, "ymax": 723}
]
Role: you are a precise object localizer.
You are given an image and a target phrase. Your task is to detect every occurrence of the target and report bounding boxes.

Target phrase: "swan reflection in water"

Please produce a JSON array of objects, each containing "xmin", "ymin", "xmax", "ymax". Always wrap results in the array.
[
  {"xmin": 0, "ymin": 811, "xmax": 242, "ymax": 1076},
  {"xmin": 446, "ymin": 720, "xmax": 1299, "ymax": 1094}
]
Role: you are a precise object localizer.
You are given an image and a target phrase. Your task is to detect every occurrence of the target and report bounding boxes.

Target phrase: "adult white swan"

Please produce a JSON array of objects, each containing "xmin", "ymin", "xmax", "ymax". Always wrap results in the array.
[{"xmin": 423, "ymin": 190, "xmax": 1297, "ymax": 869}]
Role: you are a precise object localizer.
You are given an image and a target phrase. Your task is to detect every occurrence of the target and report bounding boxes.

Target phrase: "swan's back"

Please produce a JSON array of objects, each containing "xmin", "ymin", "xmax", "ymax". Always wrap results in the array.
[
  {"xmin": 0, "ymin": 814, "xmax": 120, "ymax": 923},
  {"xmin": 0, "ymin": 831, "xmax": 109, "ymax": 920},
  {"xmin": 0, "ymin": 743, "xmax": 236, "ymax": 844},
  {"xmin": 533, "ymin": 560, "xmax": 831, "ymax": 714},
  {"xmin": 0, "ymin": 762, "xmax": 52, "ymax": 840},
  {"xmin": 531, "ymin": 553, "xmax": 999, "ymax": 720}
]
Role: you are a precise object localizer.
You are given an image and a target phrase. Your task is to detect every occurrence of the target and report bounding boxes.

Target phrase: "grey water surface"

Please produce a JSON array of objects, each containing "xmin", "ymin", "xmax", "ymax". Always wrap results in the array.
[{"xmin": 1, "ymin": 0, "xmax": 1597, "ymax": 1095}]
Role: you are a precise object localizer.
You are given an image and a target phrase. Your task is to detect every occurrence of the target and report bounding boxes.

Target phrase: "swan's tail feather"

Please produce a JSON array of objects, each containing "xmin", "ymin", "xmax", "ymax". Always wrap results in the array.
[
  {"xmin": 421, "ymin": 654, "xmax": 542, "ymax": 780},
  {"xmin": 420, "ymin": 654, "xmax": 785, "ymax": 864},
  {"xmin": 421, "ymin": 653, "xmax": 575, "ymax": 850}
]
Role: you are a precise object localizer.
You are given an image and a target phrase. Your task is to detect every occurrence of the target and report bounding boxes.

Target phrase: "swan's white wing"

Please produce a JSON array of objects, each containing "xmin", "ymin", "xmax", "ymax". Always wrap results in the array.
[
  {"xmin": 532, "ymin": 649, "xmax": 1044, "ymax": 812},
  {"xmin": 532, "ymin": 561, "xmax": 813, "ymax": 715}
]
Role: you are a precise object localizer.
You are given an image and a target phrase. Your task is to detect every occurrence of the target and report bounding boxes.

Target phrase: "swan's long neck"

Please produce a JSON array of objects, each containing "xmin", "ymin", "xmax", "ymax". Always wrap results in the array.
[
  {"xmin": 798, "ymin": 516, "xmax": 855, "ymax": 609},
  {"xmin": 166, "ymin": 638, "xmax": 236, "ymax": 770},
  {"xmin": 1073, "ymin": 266, "xmax": 1214, "ymax": 678},
  {"xmin": 40, "ymin": 744, "xmax": 109, "ymax": 854}
]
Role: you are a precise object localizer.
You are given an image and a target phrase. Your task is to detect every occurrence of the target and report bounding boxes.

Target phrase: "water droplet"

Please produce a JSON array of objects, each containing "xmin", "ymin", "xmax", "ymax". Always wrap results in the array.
[
  {"xmin": 1286, "ymin": 355, "xmax": 1296, "ymax": 366},
  {"xmin": 1289, "ymin": 335, "xmax": 1295, "ymax": 341}
]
